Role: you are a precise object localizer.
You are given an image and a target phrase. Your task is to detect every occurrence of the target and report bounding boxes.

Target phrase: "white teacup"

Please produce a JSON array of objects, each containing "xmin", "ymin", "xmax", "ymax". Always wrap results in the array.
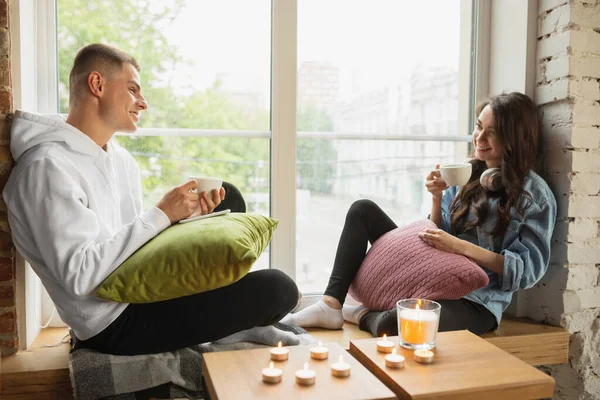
[
  {"xmin": 188, "ymin": 176, "xmax": 223, "ymax": 200},
  {"xmin": 438, "ymin": 163, "xmax": 472, "ymax": 187}
]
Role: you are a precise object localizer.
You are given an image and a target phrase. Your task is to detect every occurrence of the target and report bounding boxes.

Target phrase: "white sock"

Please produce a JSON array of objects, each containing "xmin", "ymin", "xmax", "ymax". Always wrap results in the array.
[
  {"xmin": 213, "ymin": 325, "xmax": 300, "ymax": 346},
  {"xmin": 342, "ymin": 304, "xmax": 369, "ymax": 325},
  {"xmin": 280, "ymin": 300, "xmax": 344, "ymax": 330}
]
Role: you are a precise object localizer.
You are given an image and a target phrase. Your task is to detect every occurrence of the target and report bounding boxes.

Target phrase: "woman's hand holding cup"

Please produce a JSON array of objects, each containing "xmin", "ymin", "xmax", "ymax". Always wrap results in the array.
[{"xmin": 425, "ymin": 164, "xmax": 449, "ymax": 200}]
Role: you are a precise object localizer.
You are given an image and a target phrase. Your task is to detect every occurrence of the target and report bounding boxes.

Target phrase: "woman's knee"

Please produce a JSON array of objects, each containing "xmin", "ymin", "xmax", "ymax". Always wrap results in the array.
[{"xmin": 347, "ymin": 199, "xmax": 378, "ymax": 220}]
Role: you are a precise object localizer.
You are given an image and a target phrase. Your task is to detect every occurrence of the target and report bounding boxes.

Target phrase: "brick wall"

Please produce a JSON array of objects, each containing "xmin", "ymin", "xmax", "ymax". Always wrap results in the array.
[
  {"xmin": 0, "ymin": 0, "xmax": 15, "ymax": 356},
  {"xmin": 534, "ymin": 0, "xmax": 600, "ymax": 398}
]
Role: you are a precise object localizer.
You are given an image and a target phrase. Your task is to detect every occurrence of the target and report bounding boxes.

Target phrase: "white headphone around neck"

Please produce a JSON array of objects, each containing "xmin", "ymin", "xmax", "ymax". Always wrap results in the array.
[{"xmin": 464, "ymin": 159, "xmax": 503, "ymax": 192}]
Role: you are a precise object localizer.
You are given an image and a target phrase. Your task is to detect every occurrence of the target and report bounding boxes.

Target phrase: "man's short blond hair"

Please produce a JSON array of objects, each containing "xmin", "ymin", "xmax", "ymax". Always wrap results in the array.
[{"xmin": 69, "ymin": 43, "xmax": 140, "ymax": 102}]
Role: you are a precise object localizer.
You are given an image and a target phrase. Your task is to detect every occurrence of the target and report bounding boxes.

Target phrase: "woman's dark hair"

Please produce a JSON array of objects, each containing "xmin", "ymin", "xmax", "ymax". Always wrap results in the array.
[{"xmin": 450, "ymin": 92, "xmax": 540, "ymax": 237}]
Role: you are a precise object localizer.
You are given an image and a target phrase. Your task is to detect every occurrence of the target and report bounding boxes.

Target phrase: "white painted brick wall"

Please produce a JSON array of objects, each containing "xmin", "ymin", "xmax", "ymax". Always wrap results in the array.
[
  {"xmin": 538, "ymin": 31, "xmax": 570, "ymax": 60},
  {"xmin": 530, "ymin": 1, "xmax": 600, "ymax": 397},
  {"xmin": 541, "ymin": 100, "xmax": 573, "ymax": 125},
  {"xmin": 539, "ymin": 0, "xmax": 568, "ymax": 13},
  {"xmin": 561, "ymin": 308, "xmax": 600, "ymax": 333},
  {"xmin": 544, "ymin": 57, "xmax": 570, "ymax": 81},
  {"xmin": 565, "ymin": 264, "xmax": 600, "ymax": 288},
  {"xmin": 571, "ymin": 172, "xmax": 600, "ymax": 194},
  {"xmin": 570, "ymin": 55, "xmax": 600, "ymax": 79},
  {"xmin": 570, "ymin": 126, "xmax": 600, "ymax": 148},
  {"xmin": 544, "ymin": 148, "xmax": 573, "ymax": 173},
  {"xmin": 537, "ymin": 79, "xmax": 568, "ymax": 104},
  {"xmin": 537, "ymin": 78, "xmax": 599, "ymax": 105},
  {"xmin": 576, "ymin": 287, "xmax": 600, "ymax": 309},
  {"xmin": 570, "ymin": 30, "xmax": 600, "ymax": 54},
  {"xmin": 572, "ymin": 150, "xmax": 600, "ymax": 171},
  {"xmin": 571, "ymin": 0, "xmax": 600, "ymax": 29},
  {"xmin": 567, "ymin": 195, "xmax": 600, "ymax": 217},
  {"xmin": 568, "ymin": 218, "xmax": 600, "ymax": 240},
  {"xmin": 572, "ymin": 103, "xmax": 600, "ymax": 125},
  {"xmin": 570, "ymin": 79, "xmax": 600, "ymax": 100},
  {"xmin": 540, "ymin": 3, "xmax": 571, "ymax": 37}
]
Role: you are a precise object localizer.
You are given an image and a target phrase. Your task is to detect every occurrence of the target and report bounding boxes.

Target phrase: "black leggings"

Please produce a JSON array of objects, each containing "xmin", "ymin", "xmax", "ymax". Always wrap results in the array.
[
  {"xmin": 324, "ymin": 199, "xmax": 497, "ymax": 337},
  {"xmin": 76, "ymin": 269, "xmax": 299, "ymax": 355}
]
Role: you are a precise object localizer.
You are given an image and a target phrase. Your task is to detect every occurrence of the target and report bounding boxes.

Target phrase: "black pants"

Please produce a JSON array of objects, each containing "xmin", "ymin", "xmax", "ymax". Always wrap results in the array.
[
  {"xmin": 75, "ymin": 182, "xmax": 300, "ymax": 355},
  {"xmin": 324, "ymin": 199, "xmax": 497, "ymax": 337}
]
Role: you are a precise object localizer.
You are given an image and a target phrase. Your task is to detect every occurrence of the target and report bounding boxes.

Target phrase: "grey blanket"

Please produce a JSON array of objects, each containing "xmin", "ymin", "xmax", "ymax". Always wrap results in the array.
[{"xmin": 68, "ymin": 323, "xmax": 315, "ymax": 400}]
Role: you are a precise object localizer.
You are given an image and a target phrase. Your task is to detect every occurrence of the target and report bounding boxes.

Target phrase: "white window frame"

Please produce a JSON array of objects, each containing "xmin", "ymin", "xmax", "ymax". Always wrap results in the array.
[{"xmin": 10, "ymin": 0, "xmax": 542, "ymax": 347}]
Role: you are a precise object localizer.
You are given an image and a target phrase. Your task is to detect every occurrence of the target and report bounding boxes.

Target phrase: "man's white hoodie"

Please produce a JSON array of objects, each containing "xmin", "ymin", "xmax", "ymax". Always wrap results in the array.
[{"xmin": 2, "ymin": 111, "xmax": 171, "ymax": 340}]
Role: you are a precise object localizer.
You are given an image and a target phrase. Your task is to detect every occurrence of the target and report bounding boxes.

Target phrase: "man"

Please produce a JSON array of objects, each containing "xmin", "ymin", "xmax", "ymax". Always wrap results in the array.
[{"xmin": 3, "ymin": 43, "xmax": 299, "ymax": 355}]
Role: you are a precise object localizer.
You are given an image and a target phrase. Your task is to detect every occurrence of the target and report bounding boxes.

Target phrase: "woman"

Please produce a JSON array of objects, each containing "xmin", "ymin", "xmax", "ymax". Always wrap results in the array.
[{"xmin": 282, "ymin": 92, "xmax": 557, "ymax": 337}]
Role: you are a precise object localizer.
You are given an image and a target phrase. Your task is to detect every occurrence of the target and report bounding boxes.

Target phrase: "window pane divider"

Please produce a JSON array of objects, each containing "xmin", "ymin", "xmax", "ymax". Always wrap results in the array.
[{"xmin": 128, "ymin": 127, "xmax": 472, "ymax": 143}]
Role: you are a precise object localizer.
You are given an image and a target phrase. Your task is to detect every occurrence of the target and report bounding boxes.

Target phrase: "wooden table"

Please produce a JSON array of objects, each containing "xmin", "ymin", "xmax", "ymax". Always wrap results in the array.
[
  {"xmin": 349, "ymin": 330, "xmax": 555, "ymax": 400},
  {"xmin": 202, "ymin": 342, "xmax": 396, "ymax": 399}
]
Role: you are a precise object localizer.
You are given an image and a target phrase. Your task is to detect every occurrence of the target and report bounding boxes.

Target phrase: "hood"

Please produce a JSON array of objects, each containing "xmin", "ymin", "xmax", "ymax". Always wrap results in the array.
[{"xmin": 10, "ymin": 110, "xmax": 104, "ymax": 162}]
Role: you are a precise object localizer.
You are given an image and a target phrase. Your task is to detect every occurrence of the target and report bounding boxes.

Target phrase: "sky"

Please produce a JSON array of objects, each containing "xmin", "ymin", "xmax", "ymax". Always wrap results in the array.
[{"xmin": 159, "ymin": 0, "xmax": 461, "ymax": 100}]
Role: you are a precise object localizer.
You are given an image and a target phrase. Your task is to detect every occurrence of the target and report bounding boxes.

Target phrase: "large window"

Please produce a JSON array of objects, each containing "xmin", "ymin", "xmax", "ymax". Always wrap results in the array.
[
  {"xmin": 295, "ymin": 0, "xmax": 469, "ymax": 292},
  {"xmin": 23, "ymin": 1, "xmax": 473, "ymax": 334},
  {"xmin": 57, "ymin": 0, "xmax": 273, "ymax": 268}
]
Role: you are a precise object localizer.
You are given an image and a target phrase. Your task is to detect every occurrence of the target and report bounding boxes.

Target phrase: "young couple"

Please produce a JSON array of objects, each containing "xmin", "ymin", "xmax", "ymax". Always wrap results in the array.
[{"xmin": 5, "ymin": 43, "xmax": 555, "ymax": 357}]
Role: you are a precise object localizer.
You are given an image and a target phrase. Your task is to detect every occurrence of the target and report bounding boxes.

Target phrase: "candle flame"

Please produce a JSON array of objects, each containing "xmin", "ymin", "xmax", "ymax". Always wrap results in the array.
[
  {"xmin": 383, "ymin": 334, "xmax": 387, "ymax": 341},
  {"xmin": 339, "ymin": 355, "xmax": 344, "ymax": 363},
  {"xmin": 269, "ymin": 361, "xmax": 274, "ymax": 369},
  {"xmin": 318, "ymin": 341, "xmax": 322, "ymax": 347},
  {"xmin": 392, "ymin": 348, "xmax": 397, "ymax": 355},
  {"xmin": 304, "ymin": 362, "xmax": 308, "ymax": 370},
  {"xmin": 277, "ymin": 341, "xmax": 282, "ymax": 349},
  {"xmin": 416, "ymin": 303, "xmax": 420, "ymax": 311}
]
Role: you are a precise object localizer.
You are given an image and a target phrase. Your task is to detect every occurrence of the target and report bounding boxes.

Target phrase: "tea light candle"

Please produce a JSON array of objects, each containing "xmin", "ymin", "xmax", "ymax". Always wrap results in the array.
[
  {"xmin": 414, "ymin": 349, "xmax": 434, "ymax": 364},
  {"xmin": 261, "ymin": 361, "xmax": 283, "ymax": 383},
  {"xmin": 376, "ymin": 334, "xmax": 395, "ymax": 353},
  {"xmin": 270, "ymin": 341, "xmax": 289, "ymax": 361},
  {"xmin": 385, "ymin": 348, "xmax": 405, "ymax": 369},
  {"xmin": 295, "ymin": 362, "xmax": 316, "ymax": 386},
  {"xmin": 330, "ymin": 354, "xmax": 351, "ymax": 377},
  {"xmin": 399, "ymin": 306, "xmax": 439, "ymax": 346},
  {"xmin": 310, "ymin": 341, "xmax": 329, "ymax": 360}
]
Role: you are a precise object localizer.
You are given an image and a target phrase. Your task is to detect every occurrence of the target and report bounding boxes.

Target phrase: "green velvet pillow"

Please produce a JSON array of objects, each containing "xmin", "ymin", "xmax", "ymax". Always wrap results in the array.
[{"xmin": 96, "ymin": 213, "xmax": 278, "ymax": 303}]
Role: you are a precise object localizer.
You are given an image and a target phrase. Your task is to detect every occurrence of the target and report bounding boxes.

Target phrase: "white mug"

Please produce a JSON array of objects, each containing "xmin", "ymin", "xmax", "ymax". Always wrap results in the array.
[
  {"xmin": 188, "ymin": 176, "xmax": 223, "ymax": 200},
  {"xmin": 437, "ymin": 163, "xmax": 472, "ymax": 187}
]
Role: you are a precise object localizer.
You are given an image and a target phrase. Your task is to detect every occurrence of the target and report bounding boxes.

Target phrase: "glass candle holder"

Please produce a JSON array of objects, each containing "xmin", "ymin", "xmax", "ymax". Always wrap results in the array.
[{"xmin": 396, "ymin": 298, "xmax": 441, "ymax": 350}]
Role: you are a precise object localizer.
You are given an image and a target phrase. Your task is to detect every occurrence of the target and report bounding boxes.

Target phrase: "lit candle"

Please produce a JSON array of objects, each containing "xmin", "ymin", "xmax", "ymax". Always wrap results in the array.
[
  {"xmin": 261, "ymin": 361, "xmax": 283, "ymax": 383},
  {"xmin": 295, "ymin": 362, "xmax": 316, "ymax": 386},
  {"xmin": 330, "ymin": 354, "xmax": 351, "ymax": 377},
  {"xmin": 385, "ymin": 348, "xmax": 405, "ymax": 369},
  {"xmin": 414, "ymin": 349, "xmax": 435, "ymax": 364},
  {"xmin": 310, "ymin": 341, "xmax": 329, "ymax": 360},
  {"xmin": 270, "ymin": 341, "xmax": 289, "ymax": 361},
  {"xmin": 376, "ymin": 334, "xmax": 395, "ymax": 353},
  {"xmin": 399, "ymin": 303, "xmax": 439, "ymax": 347}
]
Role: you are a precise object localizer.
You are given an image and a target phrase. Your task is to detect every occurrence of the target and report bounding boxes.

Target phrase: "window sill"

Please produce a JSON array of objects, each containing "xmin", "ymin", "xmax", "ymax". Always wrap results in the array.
[{"xmin": 1, "ymin": 327, "xmax": 71, "ymax": 398}]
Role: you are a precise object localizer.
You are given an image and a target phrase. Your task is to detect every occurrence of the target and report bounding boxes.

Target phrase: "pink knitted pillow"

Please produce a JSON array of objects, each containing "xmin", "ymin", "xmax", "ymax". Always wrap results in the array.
[{"xmin": 348, "ymin": 219, "xmax": 489, "ymax": 310}]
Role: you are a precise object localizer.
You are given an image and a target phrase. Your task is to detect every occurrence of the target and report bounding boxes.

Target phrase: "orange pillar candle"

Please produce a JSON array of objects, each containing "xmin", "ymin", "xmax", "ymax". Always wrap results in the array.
[{"xmin": 398, "ymin": 307, "xmax": 438, "ymax": 345}]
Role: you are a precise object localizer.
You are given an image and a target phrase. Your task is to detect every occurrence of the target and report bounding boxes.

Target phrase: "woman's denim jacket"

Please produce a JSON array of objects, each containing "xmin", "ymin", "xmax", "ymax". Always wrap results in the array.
[{"xmin": 439, "ymin": 171, "xmax": 557, "ymax": 327}]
